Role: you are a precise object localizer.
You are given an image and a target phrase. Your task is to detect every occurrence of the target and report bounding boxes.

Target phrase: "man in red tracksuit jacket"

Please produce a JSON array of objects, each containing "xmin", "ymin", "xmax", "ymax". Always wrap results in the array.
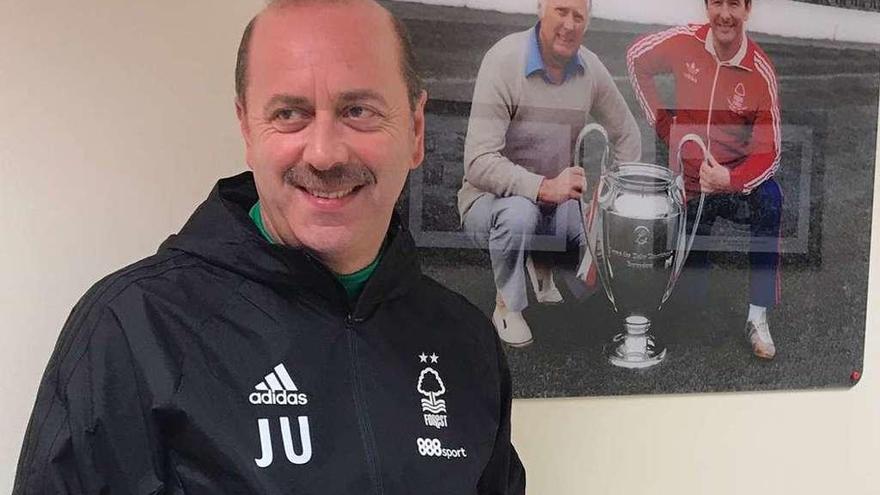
[{"xmin": 627, "ymin": 0, "xmax": 782, "ymax": 359}]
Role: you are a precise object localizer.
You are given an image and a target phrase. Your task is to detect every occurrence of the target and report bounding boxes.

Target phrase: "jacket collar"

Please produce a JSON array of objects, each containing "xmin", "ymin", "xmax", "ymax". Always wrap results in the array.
[
  {"xmin": 694, "ymin": 23, "xmax": 755, "ymax": 71},
  {"xmin": 160, "ymin": 172, "xmax": 421, "ymax": 319}
]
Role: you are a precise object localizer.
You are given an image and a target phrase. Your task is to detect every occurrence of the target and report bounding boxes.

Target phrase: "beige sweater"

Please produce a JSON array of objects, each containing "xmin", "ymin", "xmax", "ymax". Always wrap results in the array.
[{"xmin": 457, "ymin": 29, "xmax": 642, "ymax": 221}]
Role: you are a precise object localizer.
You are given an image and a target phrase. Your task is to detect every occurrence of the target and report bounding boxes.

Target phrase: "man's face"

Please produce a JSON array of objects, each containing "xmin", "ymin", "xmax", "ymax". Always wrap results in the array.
[
  {"xmin": 236, "ymin": 1, "xmax": 426, "ymax": 271},
  {"xmin": 706, "ymin": 0, "xmax": 751, "ymax": 53},
  {"xmin": 538, "ymin": 0, "xmax": 588, "ymax": 66}
]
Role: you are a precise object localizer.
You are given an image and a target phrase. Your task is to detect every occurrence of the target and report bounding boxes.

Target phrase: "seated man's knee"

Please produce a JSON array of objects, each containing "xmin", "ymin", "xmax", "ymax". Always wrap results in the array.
[
  {"xmin": 492, "ymin": 196, "xmax": 540, "ymax": 236},
  {"xmin": 751, "ymin": 179, "xmax": 783, "ymax": 222},
  {"xmin": 753, "ymin": 179, "xmax": 782, "ymax": 209}
]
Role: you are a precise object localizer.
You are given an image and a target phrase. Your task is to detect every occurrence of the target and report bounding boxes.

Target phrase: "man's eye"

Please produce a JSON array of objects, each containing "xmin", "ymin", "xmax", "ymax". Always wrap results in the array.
[
  {"xmin": 270, "ymin": 108, "xmax": 309, "ymax": 132},
  {"xmin": 273, "ymin": 108, "xmax": 303, "ymax": 121},
  {"xmin": 344, "ymin": 105, "xmax": 378, "ymax": 120}
]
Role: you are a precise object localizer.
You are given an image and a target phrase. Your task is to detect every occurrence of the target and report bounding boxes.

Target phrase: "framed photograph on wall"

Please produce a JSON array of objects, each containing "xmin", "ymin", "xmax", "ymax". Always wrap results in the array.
[{"xmin": 387, "ymin": 0, "xmax": 879, "ymax": 396}]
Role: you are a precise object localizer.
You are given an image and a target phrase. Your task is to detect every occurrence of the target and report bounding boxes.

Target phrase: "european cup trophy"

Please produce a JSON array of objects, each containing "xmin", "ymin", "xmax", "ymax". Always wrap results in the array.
[{"xmin": 575, "ymin": 124, "xmax": 708, "ymax": 369}]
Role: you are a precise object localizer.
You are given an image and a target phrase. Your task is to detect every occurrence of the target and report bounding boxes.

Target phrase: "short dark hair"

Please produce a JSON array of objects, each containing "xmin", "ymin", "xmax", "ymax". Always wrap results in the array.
[{"xmin": 235, "ymin": 0, "xmax": 424, "ymax": 111}]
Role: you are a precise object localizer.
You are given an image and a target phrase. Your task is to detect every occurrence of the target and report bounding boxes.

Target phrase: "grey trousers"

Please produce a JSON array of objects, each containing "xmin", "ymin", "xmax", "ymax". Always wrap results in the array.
[{"xmin": 463, "ymin": 195, "xmax": 586, "ymax": 312}]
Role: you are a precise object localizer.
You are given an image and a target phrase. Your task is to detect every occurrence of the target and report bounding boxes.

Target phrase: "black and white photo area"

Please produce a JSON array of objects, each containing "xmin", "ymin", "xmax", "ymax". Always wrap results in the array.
[{"xmin": 391, "ymin": 0, "xmax": 879, "ymax": 396}]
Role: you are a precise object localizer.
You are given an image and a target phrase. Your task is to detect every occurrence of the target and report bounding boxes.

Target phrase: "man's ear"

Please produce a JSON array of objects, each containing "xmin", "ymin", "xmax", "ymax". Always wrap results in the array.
[
  {"xmin": 236, "ymin": 98, "xmax": 253, "ymax": 143},
  {"xmin": 409, "ymin": 90, "xmax": 428, "ymax": 170},
  {"xmin": 235, "ymin": 98, "xmax": 254, "ymax": 169}
]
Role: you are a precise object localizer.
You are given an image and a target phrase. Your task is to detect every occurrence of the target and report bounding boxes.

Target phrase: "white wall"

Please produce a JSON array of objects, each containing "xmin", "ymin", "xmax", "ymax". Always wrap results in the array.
[
  {"xmin": 401, "ymin": 0, "xmax": 880, "ymax": 44},
  {"xmin": 1, "ymin": 1, "xmax": 877, "ymax": 493},
  {"xmin": 0, "ymin": 0, "xmax": 260, "ymax": 486}
]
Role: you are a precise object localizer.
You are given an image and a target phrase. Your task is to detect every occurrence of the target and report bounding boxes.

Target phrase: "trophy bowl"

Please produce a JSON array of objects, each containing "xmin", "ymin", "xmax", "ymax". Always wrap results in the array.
[{"xmin": 576, "ymin": 124, "xmax": 707, "ymax": 369}]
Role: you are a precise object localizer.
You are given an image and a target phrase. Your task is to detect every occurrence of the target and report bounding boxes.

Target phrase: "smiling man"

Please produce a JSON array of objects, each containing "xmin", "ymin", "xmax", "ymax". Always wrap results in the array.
[
  {"xmin": 459, "ymin": 0, "xmax": 641, "ymax": 346},
  {"xmin": 237, "ymin": 0, "xmax": 422, "ymax": 276},
  {"xmin": 627, "ymin": 0, "xmax": 783, "ymax": 359},
  {"xmin": 14, "ymin": 1, "xmax": 525, "ymax": 493}
]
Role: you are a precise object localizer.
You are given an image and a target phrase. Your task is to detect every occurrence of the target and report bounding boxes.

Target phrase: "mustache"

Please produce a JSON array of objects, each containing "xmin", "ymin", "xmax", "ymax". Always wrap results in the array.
[{"xmin": 283, "ymin": 163, "xmax": 376, "ymax": 192}]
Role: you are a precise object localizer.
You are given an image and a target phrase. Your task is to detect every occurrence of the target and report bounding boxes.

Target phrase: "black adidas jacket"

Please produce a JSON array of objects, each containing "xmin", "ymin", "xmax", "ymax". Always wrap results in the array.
[{"xmin": 14, "ymin": 173, "xmax": 526, "ymax": 494}]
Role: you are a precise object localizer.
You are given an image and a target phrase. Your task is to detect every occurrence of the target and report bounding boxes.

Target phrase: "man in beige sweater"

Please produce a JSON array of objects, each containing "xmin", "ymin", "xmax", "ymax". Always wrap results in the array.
[{"xmin": 458, "ymin": 0, "xmax": 641, "ymax": 346}]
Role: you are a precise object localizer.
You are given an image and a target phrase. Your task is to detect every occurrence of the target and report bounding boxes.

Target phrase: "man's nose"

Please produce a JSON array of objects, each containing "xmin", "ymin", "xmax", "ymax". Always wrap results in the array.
[
  {"xmin": 562, "ymin": 14, "xmax": 575, "ymax": 31},
  {"xmin": 303, "ymin": 112, "xmax": 349, "ymax": 171}
]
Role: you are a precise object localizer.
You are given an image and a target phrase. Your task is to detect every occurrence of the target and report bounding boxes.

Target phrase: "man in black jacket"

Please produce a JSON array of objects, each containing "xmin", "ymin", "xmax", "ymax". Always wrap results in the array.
[{"xmin": 14, "ymin": 0, "xmax": 526, "ymax": 493}]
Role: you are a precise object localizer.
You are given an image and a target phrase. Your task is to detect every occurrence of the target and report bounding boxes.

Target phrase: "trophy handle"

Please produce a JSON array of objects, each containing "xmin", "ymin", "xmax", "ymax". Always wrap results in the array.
[
  {"xmin": 574, "ymin": 123, "xmax": 610, "ymax": 176},
  {"xmin": 575, "ymin": 123, "xmax": 616, "ymax": 308},
  {"xmin": 574, "ymin": 122, "xmax": 610, "ymax": 242},
  {"xmin": 578, "ymin": 178, "xmax": 617, "ymax": 308},
  {"xmin": 663, "ymin": 133, "xmax": 708, "ymax": 303}
]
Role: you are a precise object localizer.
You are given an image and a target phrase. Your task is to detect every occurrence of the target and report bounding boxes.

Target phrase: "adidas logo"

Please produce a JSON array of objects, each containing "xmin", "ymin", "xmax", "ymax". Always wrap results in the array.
[{"xmin": 249, "ymin": 364, "xmax": 309, "ymax": 406}]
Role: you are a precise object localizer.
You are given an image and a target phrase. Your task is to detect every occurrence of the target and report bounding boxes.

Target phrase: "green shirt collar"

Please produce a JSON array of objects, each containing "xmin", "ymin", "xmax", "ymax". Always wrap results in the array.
[
  {"xmin": 249, "ymin": 201, "xmax": 383, "ymax": 300},
  {"xmin": 249, "ymin": 201, "xmax": 275, "ymax": 244}
]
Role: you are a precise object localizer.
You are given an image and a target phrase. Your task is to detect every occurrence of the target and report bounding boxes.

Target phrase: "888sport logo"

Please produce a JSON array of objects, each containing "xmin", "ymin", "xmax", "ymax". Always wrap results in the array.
[{"xmin": 416, "ymin": 437, "xmax": 468, "ymax": 460}]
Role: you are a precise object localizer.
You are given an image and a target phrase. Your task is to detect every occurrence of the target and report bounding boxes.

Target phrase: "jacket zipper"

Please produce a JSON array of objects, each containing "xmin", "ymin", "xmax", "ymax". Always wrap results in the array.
[
  {"xmin": 345, "ymin": 314, "xmax": 384, "ymax": 495},
  {"xmin": 301, "ymin": 250, "xmax": 384, "ymax": 493}
]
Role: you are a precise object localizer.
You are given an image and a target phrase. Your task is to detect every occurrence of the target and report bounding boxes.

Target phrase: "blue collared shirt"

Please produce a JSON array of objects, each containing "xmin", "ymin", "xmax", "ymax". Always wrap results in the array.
[{"xmin": 525, "ymin": 23, "xmax": 585, "ymax": 84}]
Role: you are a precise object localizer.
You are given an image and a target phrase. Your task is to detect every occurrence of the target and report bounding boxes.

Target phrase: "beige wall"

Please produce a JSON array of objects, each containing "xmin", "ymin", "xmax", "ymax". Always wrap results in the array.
[
  {"xmin": 0, "ymin": 0, "xmax": 260, "ymax": 486},
  {"xmin": 1, "ymin": 1, "xmax": 877, "ymax": 493}
]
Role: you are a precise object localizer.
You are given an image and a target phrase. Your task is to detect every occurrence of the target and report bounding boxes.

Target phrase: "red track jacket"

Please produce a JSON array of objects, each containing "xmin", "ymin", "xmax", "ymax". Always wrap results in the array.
[{"xmin": 627, "ymin": 24, "xmax": 781, "ymax": 194}]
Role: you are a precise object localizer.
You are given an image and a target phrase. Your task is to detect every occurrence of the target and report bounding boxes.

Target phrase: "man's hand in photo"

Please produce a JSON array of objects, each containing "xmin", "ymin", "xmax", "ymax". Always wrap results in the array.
[
  {"xmin": 699, "ymin": 154, "xmax": 732, "ymax": 194},
  {"xmin": 538, "ymin": 167, "xmax": 587, "ymax": 204}
]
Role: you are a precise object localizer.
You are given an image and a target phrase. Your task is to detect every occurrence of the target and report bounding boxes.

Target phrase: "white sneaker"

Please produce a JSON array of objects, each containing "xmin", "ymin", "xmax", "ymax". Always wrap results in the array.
[
  {"xmin": 492, "ymin": 306, "xmax": 534, "ymax": 348},
  {"xmin": 526, "ymin": 255, "xmax": 563, "ymax": 304},
  {"xmin": 746, "ymin": 317, "xmax": 776, "ymax": 360}
]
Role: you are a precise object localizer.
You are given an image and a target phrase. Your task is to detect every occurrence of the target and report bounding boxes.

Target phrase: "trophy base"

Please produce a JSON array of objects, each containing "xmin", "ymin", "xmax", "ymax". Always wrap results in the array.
[{"xmin": 605, "ymin": 316, "xmax": 667, "ymax": 369}]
